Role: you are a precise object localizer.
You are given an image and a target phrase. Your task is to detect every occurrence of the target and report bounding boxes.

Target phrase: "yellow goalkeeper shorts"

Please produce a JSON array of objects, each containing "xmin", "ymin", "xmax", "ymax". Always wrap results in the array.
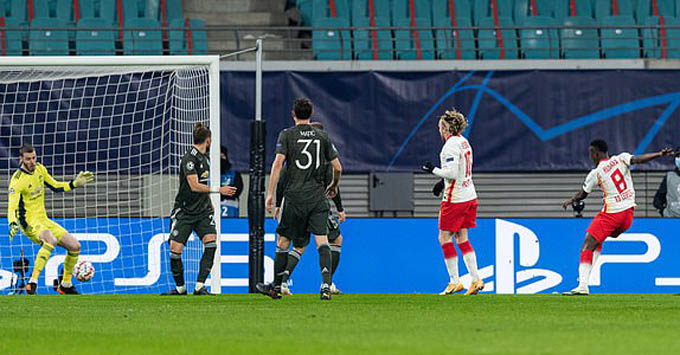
[{"xmin": 21, "ymin": 218, "xmax": 67, "ymax": 245}]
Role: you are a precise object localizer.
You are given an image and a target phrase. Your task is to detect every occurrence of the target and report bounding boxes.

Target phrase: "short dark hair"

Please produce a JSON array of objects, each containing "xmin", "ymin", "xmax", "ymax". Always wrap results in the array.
[
  {"xmin": 310, "ymin": 122, "xmax": 324, "ymax": 130},
  {"xmin": 293, "ymin": 98, "xmax": 313, "ymax": 120},
  {"xmin": 19, "ymin": 144, "xmax": 35, "ymax": 156},
  {"xmin": 590, "ymin": 139, "xmax": 608, "ymax": 153},
  {"xmin": 193, "ymin": 123, "xmax": 211, "ymax": 144}
]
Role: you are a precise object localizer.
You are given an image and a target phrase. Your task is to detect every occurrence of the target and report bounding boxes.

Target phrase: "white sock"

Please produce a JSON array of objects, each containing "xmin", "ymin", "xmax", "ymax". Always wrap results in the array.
[
  {"xmin": 61, "ymin": 280, "xmax": 72, "ymax": 288},
  {"xmin": 29, "ymin": 278, "xmax": 37, "ymax": 284},
  {"xmin": 176, "ymin": 285, "xmax": 186, "ymax": 293},
  {"xmin": 578, "ymin": 263, "xmax": 592, "ymax": 288},
  {"xmin": 463, "ymin": 252, "xmax": 480, "ymax": 283},
  {"xmin": 445, "ymin": 257, "xmax": 459, "ymax": 284},
  {"xmin": 195, "ymin": 282, "xmax": 205, "ymax": 291}
]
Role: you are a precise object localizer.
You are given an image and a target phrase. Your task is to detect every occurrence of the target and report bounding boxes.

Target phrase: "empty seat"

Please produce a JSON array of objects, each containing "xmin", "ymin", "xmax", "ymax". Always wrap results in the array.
[
  {"xmin": 636, "ymin": 0, "xmax": 674, "ymax": 23},
  {"xmin": 477, "ymin": 16, "xmax": 519, "ymax": 59},
  {"xmin": 312, "ymin": 17, "xmax": 351, "ymax": 59},
  {"xmin": 0, "ymin": 0, "xmax": 27, "ymax": 24},
  {"xmin": 551, "ymin": 0, "xmax": 593, "ymax": 21},
  {"xmin": 432, "ymin": 0, "xmax": 472, "ymax": 27},
  {"xmin": 392, "ymin": 0, "xmax": 432, "ymax": 23},
  {"xmin": 352, "ymin": 0, "xmax": 391, "ymax": 24},
  {"xmin": 600, "ymin": 15, "xmax": 640, "ymax": 58},
  {"xmin": 29, "ymin": 17, "xmax": 69, "ymax": 55},
  {"xmin": 520, "ymin": 16, "xmax": 559, "ymax": 59},
  {"xmin": 168, "ymin": 18, "xmax": 207, "ymax": 55},
  {"xmin": 435, "ymin": 16, "xmax": 476, "ymax": 59},
  {"xmin": 122, "ymin": 0, "xmax": 151, "ymax": 21},
  {"xmin": 158, "ymin": 0, "xmax": 183, "ymax": 23},
  {"xmin": 594, "ymin": 0, "xmax": 635, "ymax": 19},
  {"xmin": 297, "ymin": 0, "xmax": 313, "ymax": 25},
  {"xmin": 123, "ymin": 17, "xmax": 163, "ymax": 55},
  {"xmin": 79, "ymin": 0, "xmax": 116, "ymax": 22},
  {"xmin": 75, "ymin": 17, "xmax": 115, "ymax": 55},
  {"xmin": 514, "ymin": 0, "xmax": 554, "ymax": 24},
  {"xmin": 641, "ymin": 15, "xmax": 680, "ymax": 58},
  {"xmin": 33, "ymin": 0, "xmax": 75, "ymax": 23},
  {"xmin": 353, "ymin": 16, "xmax": 393, "ymax": 60},
  {"xmin": 393, "ymin": 17, "xmax": 435, "ymax": 59},
  {"xmin": 0, "ymin": 16, "xmax": 23, "ymax": 55},
  {"xmin": 312, "ymin": 0, "xmax": 350, "ymax": 21},
  {"xmin": 561, "ymin": 16, "xmax": 600, "ymax": 58},
  {"xmin": 473, "ymin": 0, "xmax": 514, "ymax": 25}
]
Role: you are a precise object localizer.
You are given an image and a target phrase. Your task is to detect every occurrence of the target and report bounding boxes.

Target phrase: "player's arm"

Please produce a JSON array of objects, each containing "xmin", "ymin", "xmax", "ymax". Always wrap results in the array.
[
  {"xmin": 41, "ymin": 165, "xmax": 85, "ymax": 193},
  {"xmin": 562, "ymin": 171, "xmax": 596, "ymax": 210},
  {"xmin": 629, "ymin": 148, "xmax": 674, "ymax": 165},
  {"xmin": 423, "ymin": 145, "xmax": 460, "ymax": 180},
  {"xmin": 184, "ymin": 157, "xmax": 235, "ymax": 196},
  {"xmin": 266, "ymin": 153, "xmax": 286, "ymax": 213},
  {"xmin": 7, "ymin": 179, "xmax": 21, "ymax": 241},
  {"xmin": 326, "ymin": 158, "xmax": 342, "ymax": 198}
]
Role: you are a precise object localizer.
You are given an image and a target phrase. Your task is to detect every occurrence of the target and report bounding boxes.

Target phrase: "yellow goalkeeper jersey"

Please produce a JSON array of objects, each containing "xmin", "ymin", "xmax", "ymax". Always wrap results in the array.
[{"xmin": 8, "ymin": 163, "xmax": 73, "ymax": 228}]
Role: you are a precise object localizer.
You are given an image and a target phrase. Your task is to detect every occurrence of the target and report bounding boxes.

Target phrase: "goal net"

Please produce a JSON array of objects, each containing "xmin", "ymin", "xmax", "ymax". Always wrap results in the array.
[{"xmin": 0, "ymin": 56, "xmax": 221, "ymax": 295}]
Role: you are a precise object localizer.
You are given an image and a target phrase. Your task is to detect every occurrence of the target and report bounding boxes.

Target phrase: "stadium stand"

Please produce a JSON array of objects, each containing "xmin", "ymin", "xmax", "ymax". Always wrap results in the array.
[
  {"xmin": 75, "ymin": 17, "xmax": 116, "ymax": 55},
  {"xmin": 600, "ymin": 15, "xmax": 640, "ymax": 58},
  {"xmin": 29, "ymin": 17, "xmax": 69, "ymax": 55}
]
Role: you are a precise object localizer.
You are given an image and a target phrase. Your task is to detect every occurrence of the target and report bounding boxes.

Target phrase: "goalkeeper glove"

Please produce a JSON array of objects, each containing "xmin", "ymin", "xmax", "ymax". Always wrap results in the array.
[
  {"xmin": 432, "ymin": 179, "xmax": 445, "ymax": 196},
  {"xmin": 421, "ymin": 161, "xmax": 435, "ymax": 174},
  {"xmin": 9, "ymin": 222, "xmax": 19, "ymax": 242},
  {"xmin": 73, "ymin": 171, "xmax": 94, "ymax": 188}
]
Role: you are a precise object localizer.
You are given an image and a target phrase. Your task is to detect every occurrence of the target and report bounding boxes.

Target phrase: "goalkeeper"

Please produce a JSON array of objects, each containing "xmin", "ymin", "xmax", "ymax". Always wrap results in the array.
[{"xmin": 7, "ymin": 144, "xmax": 94, "ymax": 295}]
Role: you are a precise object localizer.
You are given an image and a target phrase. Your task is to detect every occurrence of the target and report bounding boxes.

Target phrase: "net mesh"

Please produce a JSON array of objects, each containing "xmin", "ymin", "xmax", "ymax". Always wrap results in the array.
[{"xmin": 0, "ymin": 64, "xmax": 213, "ymax": 294}]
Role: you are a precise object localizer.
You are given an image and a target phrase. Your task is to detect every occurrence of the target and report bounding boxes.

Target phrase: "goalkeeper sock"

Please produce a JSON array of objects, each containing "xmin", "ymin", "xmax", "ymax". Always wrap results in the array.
[
  {"xmin": 441, "ymin": 242, "xmax": 459, "ymax": 284},
  {"xmin": 578, "ymin": 249, "xmax": 594, "ymax": 288},
  {"xmin": 457, "ymin": 241, "xmax": 480, "ymax": 283},
  {"xmin": 281, "ymin": 249, "xmax": 301, "ymax": 285},
  {"xmin": 62, "ymin": 250, "xmax": 80, "ymax": 287},
  {"xmin": 273, "ymin": 247, "xmax": 288, "ymax": 287},
  {"xmin": 197, "ymin": 241, "xmax": 217, "ymax": 284},
  {"xmin": 30, "ymin": 242, "xmax": 54, "ymax": 283},
  {"xmin": 170, "ymin": 251, "xmax": 185, "ymax": 291},
  {"xmin": 318, "ymin": 244, "xmax": 332, "ymax": 286},
  {"xmin": 330, "ymin": 245, "xmax": 341, "ymax": 277}
]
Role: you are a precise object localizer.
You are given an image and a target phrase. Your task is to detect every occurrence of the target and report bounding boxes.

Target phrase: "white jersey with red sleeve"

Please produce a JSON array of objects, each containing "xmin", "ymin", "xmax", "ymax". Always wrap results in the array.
[
  {"xmin": 433, "ymin": 135, "xmax": 477, "ymax": 203},
  {"xmin": 582, "ymin": 152, "xmax": 637, "ymax": 213}
]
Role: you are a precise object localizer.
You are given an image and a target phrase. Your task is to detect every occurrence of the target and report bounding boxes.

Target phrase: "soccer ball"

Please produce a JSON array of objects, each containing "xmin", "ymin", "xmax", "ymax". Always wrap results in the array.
[{"xmin": 74, "ymin": 260, "xmax": 95, "ymax": 282}]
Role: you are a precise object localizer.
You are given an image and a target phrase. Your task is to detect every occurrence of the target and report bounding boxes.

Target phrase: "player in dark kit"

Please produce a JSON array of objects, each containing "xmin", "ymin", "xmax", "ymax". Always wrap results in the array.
[
  {"xmin": 257, "ymin": 98, "xmax": 342, "ymax": 300},
  {"xmin": 162, "ymin": 123, "xmax": 236, "ymax": 296}
]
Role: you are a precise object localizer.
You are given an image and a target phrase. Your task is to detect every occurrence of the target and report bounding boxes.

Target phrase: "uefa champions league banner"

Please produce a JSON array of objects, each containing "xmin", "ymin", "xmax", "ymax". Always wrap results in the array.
[
  {"xmin": 220, "ymin": 70, "xmax": 680, "ymax": 172},
  {"xmin": 2, "ymin": 217, "xmax": 680, "ymax": 294}
]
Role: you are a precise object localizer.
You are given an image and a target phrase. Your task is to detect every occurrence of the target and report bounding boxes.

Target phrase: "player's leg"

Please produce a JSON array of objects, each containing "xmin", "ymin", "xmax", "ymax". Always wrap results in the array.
[
  {"xmin": 162, "ymin": 211, "xmax": 191, "ymax": 295},
  {"xmin": 56, "ymin": 229, "xmax": 81, "ymax": 294},
  {"xmin": 280, "ymin": 243, "xmax": 307, "ymax": 296},
  {"xmin": 565, "ymin": 212, "xmax": 611, "ymax": 296},
  {"xmin": 455, "ymin": 229, "xmax": 484, "ymax": 295},
  {"xmin": 26, "ymin": 224, "xmax": 58, "ymax": 294},
  {"xmin": 310, "ymin": 200, "xmax": 333, "ymax": 300},
  {"xmin": 329, "ymin": 234, "xmax": 342, "ymax": 294},
  {"xmin": 438, "ymin": 229, "xmax": 463, "ymax": 295},
  {"xmin": 193, "ymin": 214, "xmax": 218, "ymax": 295},
  {"xmin": 274, "ymin": 235, "xmax": 291, "ymax": 288}
]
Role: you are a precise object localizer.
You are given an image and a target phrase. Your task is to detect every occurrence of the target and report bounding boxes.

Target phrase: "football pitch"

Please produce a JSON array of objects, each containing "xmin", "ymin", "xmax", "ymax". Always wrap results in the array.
[{"xmin": 2, "ymin": 294, "xmax": 679, "ymax": 354}]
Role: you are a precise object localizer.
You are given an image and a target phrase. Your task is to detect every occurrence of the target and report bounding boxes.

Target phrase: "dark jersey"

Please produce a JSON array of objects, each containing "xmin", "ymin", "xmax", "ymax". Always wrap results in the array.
[
  {"xmin": 173, "ymin": 147, "xmax": 213, "ymax": 215},
  {"xmin": 275, "ymin": 124, "xmax": 338, "ymax": 204},
  {"xmin": 276, "ymin": 162, "xmax": 343, "ymax": 211}
]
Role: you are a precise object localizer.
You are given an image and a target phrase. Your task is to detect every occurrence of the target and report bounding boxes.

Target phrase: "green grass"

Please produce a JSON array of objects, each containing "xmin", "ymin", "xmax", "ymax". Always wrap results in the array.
[{"xmin": 2, "ymin": 294, "xmax": 680, "ymax": 354}]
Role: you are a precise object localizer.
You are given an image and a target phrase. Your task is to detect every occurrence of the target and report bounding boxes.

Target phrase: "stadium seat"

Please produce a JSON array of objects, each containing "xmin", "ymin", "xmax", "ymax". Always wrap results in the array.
[
  {"xmin": 432, "ymin": 0, "xmax": 472, "ymax": 27},
  {"xmin": 29, "ymin": 17, "xmax": 69, "ymax": 55},
  {"xmin": 75, "ymin": 17, "xmax": 115, "ymax": 55},
  {"xmin": 473, "ymin": 0, "xmax": 514, "ymax": 25},
  {"xmin": 635, "ymin": 0, "xmax": 674, "ymax": 23},
  {"xmin": 477, "ymin": 16, "xmax": 519, "ymax": 59},
  {"xmin": 600, "ymin": 15, "xmax": 640, "ymax": 58},
  {"xmin": 392, "ymin": 0, "xmax": 432, "ymax": 23},
  {"xmin": 561, "ymin": 16, "xmax": 601, "ymax": 58},
  {"xmin": 0, "ymin": 0, "xmax": 27, "ymax": 24},
  {"xmin": 122, "ymin": 0, "xmax": 151, "ymax": 21},
  {"xmin": 0, "ymin": 16, "xmax": 23, "ymax": 55},
  {"xmin": 312, "ymin": 17, "xmax": 352, "ymax": 59},
  {"xmin": 33, "ymin": 0, "xmax": 76, "ymax": 23},
  {"xmin": 551, "ymin": 0, "xmax": 593, "ymax": 21},
  {"xmin": 514, "ymin": 0, "xmax": 554, "ymax": 24},
  {"xmin": 393, "ymin": 17, "xmax": 435, "ymax": 60},
  {"xmin": 641, "ymin": 15, "xmax": 680, "ymax": 58},
  {"xmin": 79, "ymin": 0, "xmax": 116, "ymax": 22},
  {"xmin": 435, "ymin": 16, "xmax": 476, "ymax": 59},
  {"xmin": 123, "ymin": 17, "xmax": 163, "ymax": 55},
  {"xmin": 297, "ymin": 0, "xmax": 313, "ymax": 25},
  {"xmin": 168, "ymin": 18, "xmax": 207, "ymax": 55},
  {"xmin": 312, "ymin": 0, "xmax": 350, "ymax": 21},
  {"xmin": 352, "ymin": 0, "xmax": 391, "ymax": 24},
  {"xmin": 594, "ymin": 0, "xmax": 635, "ymax": 19},
  {"xmin": 353, "ymin": 16, "xmax": 393, "ymax": 60},
  {"xmin": 157, "ymin": 0, "xmax": 183, "ymax": 23},
  {"xmin": 519, "ymin": 16, "xmax": 559, "ymax": 59}
]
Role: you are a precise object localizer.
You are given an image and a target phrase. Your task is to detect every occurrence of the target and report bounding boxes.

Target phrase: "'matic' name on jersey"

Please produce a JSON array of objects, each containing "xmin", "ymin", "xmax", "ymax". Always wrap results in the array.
[
  {"xmin": 583, "ymin": 153, "xmax": 636, "ymax": 213},
  {"xmin": 440, "ymin": 135, "xmax": 477, "ymax": 203},
  {"xmin": 174, "ymin": 147, "xmax": 212, "ymax": 215}
]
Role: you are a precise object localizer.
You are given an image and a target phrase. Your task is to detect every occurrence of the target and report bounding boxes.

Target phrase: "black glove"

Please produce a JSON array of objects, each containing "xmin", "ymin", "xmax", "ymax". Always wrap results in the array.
[
  {"xmin": 432, "ymin": 179, "xmax": 445, "ymax": 196},
  {"xmin": 572, "ymin": 200, "xmax": 585, "ymax": 218},
  {"xmin": 421, "ymin": 161, "xmax": 435, "ymax": 174}
]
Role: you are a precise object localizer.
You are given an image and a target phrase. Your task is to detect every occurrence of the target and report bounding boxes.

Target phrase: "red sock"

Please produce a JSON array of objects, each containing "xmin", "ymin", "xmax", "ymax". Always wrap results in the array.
[
  {"xmin": 595, "ymin": 244, "xmax": 602, "ymax": 253},
  {"xmin": 441, "ymin": 242, "xmax": 457, "ymax": 259},
  {"xmin": 580, "ymin": 249, "xmax": 593, "ymax": 264},
  {"xmin": 457, "ymin": 240, "xmax": 474, "ymax": 255}
]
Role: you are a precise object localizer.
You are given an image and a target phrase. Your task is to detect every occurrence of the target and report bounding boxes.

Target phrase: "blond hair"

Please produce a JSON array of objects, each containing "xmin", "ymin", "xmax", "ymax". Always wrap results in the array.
[{"xmin": 439, "ymin": 109, "xmax": 468, "ymax": 136}]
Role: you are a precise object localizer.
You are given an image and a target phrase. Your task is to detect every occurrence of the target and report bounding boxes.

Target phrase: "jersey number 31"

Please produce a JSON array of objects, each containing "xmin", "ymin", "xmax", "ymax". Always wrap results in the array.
[{"xmin": 296, "ymin": 139, "xmax": 321, "ymax": 170}]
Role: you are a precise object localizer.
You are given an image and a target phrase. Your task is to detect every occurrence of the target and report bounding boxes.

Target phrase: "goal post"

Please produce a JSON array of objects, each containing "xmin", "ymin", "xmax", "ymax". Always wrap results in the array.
[{"xmin": 0, "ymin": 55, "xmax": 221, "ymax": 295}]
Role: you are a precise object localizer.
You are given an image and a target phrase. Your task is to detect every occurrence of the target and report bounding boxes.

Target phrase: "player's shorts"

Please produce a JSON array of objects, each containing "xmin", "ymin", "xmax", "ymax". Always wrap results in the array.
[
  {"xmin": 169, "ymin": 208, "xmax": 217, "ymax": 245},
  {"xmin": 439, "ymin": 199, "xmax": 478, "ymax": 233},
  {"xmin": 277, "ymin": 198, "xmax": 329, "ymax": 248},
  {"xmin": 21, "ymin": 217, "xmax": 67, "ymax": 245},
  {"xmin": 586, "ymin": 207, "xmax": 634, "ymax": 243}
]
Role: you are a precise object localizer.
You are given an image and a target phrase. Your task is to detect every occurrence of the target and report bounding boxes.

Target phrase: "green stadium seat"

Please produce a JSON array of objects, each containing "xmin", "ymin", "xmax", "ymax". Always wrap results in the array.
[
  {"xmin": 352, "ymin": 0, "xmax": 391, "ymax": 24},
  {"xmin": 636, "ymin": 0, "xmax": 674, "ymax": 23},
  {"xmin": 312, "ymin": 17, "xmax": 351, "ymax": 59},
  {"xmin": 392, "ymin": 0, "xmax": 432, "ymax": 23},
  {"xmin": 123, "ymin": 17, "xmax": 163, "ymax": 55},
  {"xmin": 33, "ymin": 0, "xmax": 76, "ymax": 23},
  {"xmin": 432, "ymin": 0, "xmax": 472, "ymax": 26},
  {"xmin": 641, "ymin": 15, "xmax": 680, "ymax": 58},
  {"xmin": 600, "ymin": 15, "xmax": 639, "ymax": 58},
  {"xmin": 297, "ymin": 0, "xmax": 313, "ymax": 25},
  {"xmin": 79, "ymin": 0, "xmax": 116, "ymax": 22},
  {"xmin": 477, "ymin": 16, "xmax": 519, "ymax": 59},
  {"xmin": 75, "ymin": 17, "xmax": 115, "ymax": 55},
  {"xmin": 473, "ymin": 0, "xmax": 514, "ymax": 25},
  {"xmin": 514, "ymin": 0, "xmax": 554, "ymax": 24},
  {"xmin": 29, "ymin": 17, "xmax": 69, "ymax": 55},
  {"xmin": 594, "ymin": 0, "xmax": 635, "ymax": 19},
  {"xmin": 168, "ymin": 18, "xmax": 207, "ymax": 55},
  {"xmin": 0, "ymin": 17, "xmax": 23, "ymax": 55},
  {"xmin": 122, "ymin": 0, "xmax": 151, "ymax": 21},
  {"xmin": 353, "ymin": 16, "xmax": 393, "ymax": 59},
  {"xmin": 313, "ymin": 0, "xmax": 350, "ymax": 21},
  {"xmin": 393, "ymin": 17, "xmax": 435, "ymax": 59},
  {"xmin": 551, "ymin": 0, "xmax": 593, "ymax": 21},
  {"xmin": 519, "ymin": 16, "xmax": 559, "ymax": 59},
  {"xmin": 435, "ymin": 16, "xmax": 476, "ymax": 59},
  {"xmin": 158, "ymin": 0, "xmax": 183, "ymax": 23},
  {"xmin": 0, "ymin": 0, "xmax": 27, "ymax": 24},
  {"xmin": 561, "ymin": 16, "xmax": 600, "ymax": 58}
]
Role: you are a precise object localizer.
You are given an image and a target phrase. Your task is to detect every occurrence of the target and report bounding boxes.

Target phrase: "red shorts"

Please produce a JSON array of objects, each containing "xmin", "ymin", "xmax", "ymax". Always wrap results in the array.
[
  {"xmin": 439, "ymin": 199, "xmax": 478, "ymax": 233},
  {"xmin": 586, "ymin": 208, "xmax": 634, "ymax": 243}
]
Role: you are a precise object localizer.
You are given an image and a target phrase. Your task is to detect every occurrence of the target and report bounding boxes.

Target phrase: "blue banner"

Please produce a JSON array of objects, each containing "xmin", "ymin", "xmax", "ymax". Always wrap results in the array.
[{"xmin": 2, "ymin": 218, "xmax": 680, "ymax": 294}]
